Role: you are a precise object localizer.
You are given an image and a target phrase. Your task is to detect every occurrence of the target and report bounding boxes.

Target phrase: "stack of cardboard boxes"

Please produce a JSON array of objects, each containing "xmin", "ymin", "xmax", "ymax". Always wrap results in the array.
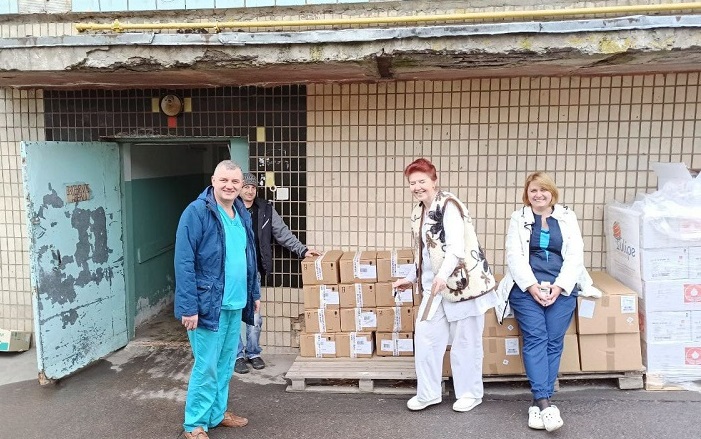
[
  {"xmin": 443, "ymin": 271, "xmax": 642, "ymax": 377},
  {"xmin": 299, "ymin": 250, "xmax": 420, "ymax": 358},
  {"xmin": 606, "ymin": 202, "xmax": 701, "ymax": 381}
]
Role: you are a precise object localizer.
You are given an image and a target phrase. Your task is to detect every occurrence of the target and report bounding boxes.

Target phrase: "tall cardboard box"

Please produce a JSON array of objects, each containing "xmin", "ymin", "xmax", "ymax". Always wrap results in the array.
[
  {"xmin": 483, "ymin": 337, "xmax": 525, "ymax": 375},
  {"xmin": 376, "ymin": 306, "xmax": 415, "ymax": 332},
  {"xmin": 338, "ymin": 283, "xmax": 376, "ymax": 308},
  {"xmin": 335, "ymin": 332, "xmax": 374, "ymax": 358},
  {"xmin": 340, "ymin": 308, "xmax": 378, "ymax": 332},
  {"xmin": 339, "ymin": 251, "xmax": 378, "ymax": 284},
  {"xmin": 375, "ymin": 282, "xmax": 414, "ymax": 307},
  {"xmin": 579, "ymin": 272, "xmax": 640, "ymax": 334},
  {"xmin": 376, "ymin": 249, "xmax": 415, "ymax": 282},
  {"xmin": 303, "ymin": 284, "xmax": 340, "ymax": 309},
  {"xmin": 579, "ymin": 333, "xmax": 643, "ymax": 372},
  {"xmin": 299, "ymin": 333, "xmax": 336, "ymax": 358},
  {"xmin": 0, "ymin": 329, "xmax": 32, "ymax": 352},
  {"xmin": 304, "ymin": 308, "xmax": 341, "ymax": 333},
  {"xmin": 560, "ymin": 334, "xmax": 581, "ymax": 373},
  {"xmin": 301, "ymin": 250, "xmax": 343, "ymax": 285},
  {"xmin": 376, "ymin": 332, "xmax": 414, "ymax": 357}
]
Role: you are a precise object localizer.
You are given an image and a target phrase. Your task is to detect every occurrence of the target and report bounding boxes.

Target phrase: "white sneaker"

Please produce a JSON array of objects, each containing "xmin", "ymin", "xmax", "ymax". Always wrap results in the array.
[
  {"xmin": 528, "ymin": 406, "xmax": 546, "ymax": 430},
  {"xmin": 452, "ymin": 397, "xmax": 482, "ymax": 412},
  {"xmin": 540, "ymin": 405, "xmax": 564, "ymax": 432},
  {"xmin": 406, "ymin": 395, "xmax": 442, "ymax": 411}
]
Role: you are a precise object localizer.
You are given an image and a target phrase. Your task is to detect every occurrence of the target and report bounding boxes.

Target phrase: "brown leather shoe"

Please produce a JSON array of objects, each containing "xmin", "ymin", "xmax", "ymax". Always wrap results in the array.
[
  {"xmin": 183, "ymin": 427, "xmax": 209, "ymax": 439},
  {"xmin": 218, "ymin": 411, "xmax": 249, "ymax": 428}
]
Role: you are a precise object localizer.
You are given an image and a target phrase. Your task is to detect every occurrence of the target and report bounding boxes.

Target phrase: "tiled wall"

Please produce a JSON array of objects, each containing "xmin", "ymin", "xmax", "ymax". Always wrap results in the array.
[
  {"xmin": 69, "ymin": 0, "xmax": 368, "ymax": 13},
  {"xmin": 0, "ymin": 88, "xmax": 43, "ymax": 332},
  {"xmin": 306, "ymin": 74, "xmax": 701, "ymax": 279}
]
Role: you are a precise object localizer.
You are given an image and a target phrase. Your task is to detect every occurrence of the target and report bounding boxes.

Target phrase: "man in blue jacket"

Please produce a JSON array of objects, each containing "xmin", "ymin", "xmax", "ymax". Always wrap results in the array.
[
  {"xmin": 174, "ymin": 160, "xmax": 259, "ymax": 439},
  {"xmin": 234, "ymin": 172, "xmax": 320, "ymax": 374}
]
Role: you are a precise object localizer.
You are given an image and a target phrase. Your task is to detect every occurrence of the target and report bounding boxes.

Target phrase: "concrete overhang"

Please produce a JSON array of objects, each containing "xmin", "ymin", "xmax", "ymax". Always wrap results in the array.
[{"xmin": 1, "ymin": 15, "xmax": 701, "ymax": 89}]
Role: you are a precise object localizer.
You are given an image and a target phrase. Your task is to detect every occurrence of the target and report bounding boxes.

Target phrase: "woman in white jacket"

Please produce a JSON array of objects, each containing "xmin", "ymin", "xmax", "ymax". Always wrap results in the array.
[{"xmin": 497, "ymin": 172, "xmax": 584, "ymax": 432}]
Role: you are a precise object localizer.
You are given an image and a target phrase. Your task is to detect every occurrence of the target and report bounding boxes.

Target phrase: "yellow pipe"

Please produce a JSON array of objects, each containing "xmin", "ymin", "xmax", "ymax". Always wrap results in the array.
[{"xmin": 76, "ymin": 2, "xmax": 701, "ymax": 32}]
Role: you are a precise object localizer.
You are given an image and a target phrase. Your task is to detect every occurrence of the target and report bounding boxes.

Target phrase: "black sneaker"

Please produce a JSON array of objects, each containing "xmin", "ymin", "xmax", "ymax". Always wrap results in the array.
[
  {"xmin": 234, "ymin": 357, "xmax": 250, "ymax": 374},
  {"xmin": 249, "ymin": 357, "xmax": 266, "ymax": 370}
]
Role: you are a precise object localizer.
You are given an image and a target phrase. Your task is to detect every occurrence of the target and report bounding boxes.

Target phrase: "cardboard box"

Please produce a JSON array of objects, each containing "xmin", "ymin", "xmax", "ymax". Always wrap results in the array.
[
  {"xmin": 483, "ymin": 337, "xmax": 525, "ymax": 375},
  {"xmin": 578, "ymin": 333, "xmax": 643, "ymax": 372},
  {"xmin": 340, "ymin": 308, "xmax": 378, "ymax": 332},
  {"xmin": 413, "ymin": 289, "xmax": 423, "ymax": 306},
  {"xmin": 301, "ymin": 250, "xmax": 343, "ymax": 285},
  {"xmin": 577, "ymin": 295, "xmax": 639, "ymax": 334},
  {"xmin": 376, "ymin": 249, "xmax": 415, "ymax": 282},
  {"xmin": 375, "ymin": 332, "xmax": 414, "ymax": 357},
  {"xmin": 375, "ymin": 282, "xmax": 414, "ymax": 307},
  {"xmin": 560, "ymin": 334, "xmax": 581, "ymax": 373},
  {"xmin": 640, "ymin": 310, "xmax": 694, "ymax": 343},
  {"xmin": 339, "ymin": 251, "xmax": 378, "ymax": 284},
  {"xmin": 338, "ymin": 283, "xmax": 376, "ymax": 308},
  {"xmin": 689, "ymin": 247, "xmax": 701, "ymax": 278},
  {"xmin": 299, "ymin": 333, "xmax": 336, "ymax": 358},
  {"xmin": 304, "ymin": 308, "xmax": 341, "ymax": 333},
  {"xmin": 642, "ymin": 340, "xmax": 701, "ymax": 373},
  {"xmin": 376, "ymin": 306, "xmax": 415, "ymax": 332},
  {"xmin": 483, "ymin": 309, "xmax": 520, "ymax": 337},
  {"xmin": 303, "ymin": 284, "xmax": 340, "ymax": 309},
  {"xmin": 0, "ymin": 329, "xmax": 32, "ymax": 352},
  {"xmin": 639, "ymin": 280, "xmax": 701, "ymax": 311},
  {"xmin": 606, "ymin": 203, "xmax": 701, "ymax": 250},
  {"xmin": 335, "ymin": 332, "xmax": 374, "ymax": 358},
  {"xmin": 442, "ymin": 349, "xmax": 452, "ymax": 377}
]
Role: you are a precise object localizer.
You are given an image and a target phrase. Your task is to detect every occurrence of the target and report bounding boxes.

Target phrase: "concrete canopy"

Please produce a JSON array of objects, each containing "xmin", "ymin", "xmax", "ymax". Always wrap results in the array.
[{"xmin": 2, "ymin": 15, "xmax": 701, "ymax": 88}]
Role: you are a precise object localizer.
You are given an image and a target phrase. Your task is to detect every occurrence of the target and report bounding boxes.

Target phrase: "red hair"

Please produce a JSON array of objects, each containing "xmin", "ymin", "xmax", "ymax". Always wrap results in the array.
[{"xmin": 404, "ymin": 158, "xmax": 437, "ymax": 181}]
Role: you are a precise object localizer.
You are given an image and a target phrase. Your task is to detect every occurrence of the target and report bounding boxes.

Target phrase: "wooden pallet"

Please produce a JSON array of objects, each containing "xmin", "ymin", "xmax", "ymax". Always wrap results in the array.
[
  {"xmin": 285, "ymin": 356, "xmax": 445, "ymax": 395},
  {"xmin": 285, "ymin": 356, "xmax": 645, "ymax": 393},
  {"xmin": 644, "ymin": 373, "xmax": 697, "ymax": 391}
]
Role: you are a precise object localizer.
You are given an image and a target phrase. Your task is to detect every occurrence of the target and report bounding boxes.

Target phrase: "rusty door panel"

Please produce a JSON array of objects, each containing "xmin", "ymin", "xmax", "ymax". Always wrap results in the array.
[{"xmin": 22, "ymin": 141, "xmax": 127, "ymax": 380}]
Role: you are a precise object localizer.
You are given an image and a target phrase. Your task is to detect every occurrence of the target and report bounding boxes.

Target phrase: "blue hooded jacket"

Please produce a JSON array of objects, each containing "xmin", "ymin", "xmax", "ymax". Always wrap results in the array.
[{"xmin": 174, "ymin": 186, "xmax": 260, "ymax": 330}]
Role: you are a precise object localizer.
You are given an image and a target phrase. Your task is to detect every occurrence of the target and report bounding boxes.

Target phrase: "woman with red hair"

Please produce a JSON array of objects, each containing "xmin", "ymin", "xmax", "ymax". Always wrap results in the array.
[{"xmin": 393, "ymin": 157, "xmax": 497, "ymax": 413}]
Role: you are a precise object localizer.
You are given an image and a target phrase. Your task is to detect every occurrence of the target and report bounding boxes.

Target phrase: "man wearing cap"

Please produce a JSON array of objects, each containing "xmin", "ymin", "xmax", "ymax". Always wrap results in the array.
[{"xmin": 235, "ymin": 172, "xmax": 321, "ymax": 374}]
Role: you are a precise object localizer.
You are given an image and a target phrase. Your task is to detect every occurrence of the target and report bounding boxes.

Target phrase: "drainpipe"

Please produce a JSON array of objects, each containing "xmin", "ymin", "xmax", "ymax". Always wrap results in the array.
[{"xmin": 76, "ymin": 2, "xmax": 701, "ymax": 32}]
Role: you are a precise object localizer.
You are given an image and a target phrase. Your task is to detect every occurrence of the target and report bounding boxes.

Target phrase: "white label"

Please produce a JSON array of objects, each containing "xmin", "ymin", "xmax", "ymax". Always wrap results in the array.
[
  {"xmin": 381, "ymin": 340, "xmax": 394, "ymax": 352},
  {"xmin": 357, "ymin": 264, "xmax": 377, "ymax": 279},
  {"xmin": 395, "ymin": 289, "xmax": 413, "ymax": 304},
  {"xmin": 396, "ymin": 264, "xmax": 414, "ymax": 278},
  {"xmin": 620, "ymin": 295, "xmax": 636, "ymax": 314},
  {"xmin": 504, "ymin": 338, "xmax": 520, "ymax": 355},
  {"xmin": 317, "ymin": 309, "xmax": 327, "ymax": 333},
  {"xmin": 354, "ymin": 283, "xmax": 364, "ymax": 307},
  {"xmin": 352, "ymin": 333, "xmax": 372, "ymax": 355},
  {"xmin": 359, "ymin": 310, "xmax": 376, "ymax": 329},
  {"xmin": 578, "ymin": 299, "xmax": 596, "ymax": 319},
  {"xmin": 349, "ymin": 332, "xmax": 357, "ymax": 358},
  {"xmin": 314, "ymin": 334, "xmax": 336, "ymax": 357},
  {"xmin": 506, "ymin": 324, "xmax": 515, "ymax": 331},
  {"xmin": 393, "ymin": 307, "xmax": 402, "ymax": 332},
  {"xmin": 314, "ymin": 252, "xmax": 326, "ymax": 281},
  {"xmin": 396, "ymin": 338, "xmax": 413, "ymax": 352},
  {"xmin": 320, "ymin": 285, "xmax": 339, "ymax": 306}
]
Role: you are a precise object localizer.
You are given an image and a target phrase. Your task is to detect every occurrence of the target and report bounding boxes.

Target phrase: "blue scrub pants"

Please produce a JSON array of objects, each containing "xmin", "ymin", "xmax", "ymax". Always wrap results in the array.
[
  {"xmin": 184, "ymin": 308, "xmax": 242, "ymax": 433},
  {"xmin": 509, "ymin": 287, "xmax": 576, "ymax": 400}
]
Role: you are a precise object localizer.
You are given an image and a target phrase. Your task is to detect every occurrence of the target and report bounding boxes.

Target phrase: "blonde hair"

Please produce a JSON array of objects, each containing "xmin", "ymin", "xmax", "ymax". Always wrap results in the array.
[{"xmin": 522, "ymin": 172, "xmax": 559, "ymax": 207}]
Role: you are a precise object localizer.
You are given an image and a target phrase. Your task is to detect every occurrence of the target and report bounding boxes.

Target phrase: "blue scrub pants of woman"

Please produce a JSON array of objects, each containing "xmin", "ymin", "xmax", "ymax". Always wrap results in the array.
[
  {"xmin": 184, "ymin": 308, "xmax": 242, "ymax": 433},
  {"xmin": 509, "ymin": 288, "xmax": 576, "ymax": 400}
]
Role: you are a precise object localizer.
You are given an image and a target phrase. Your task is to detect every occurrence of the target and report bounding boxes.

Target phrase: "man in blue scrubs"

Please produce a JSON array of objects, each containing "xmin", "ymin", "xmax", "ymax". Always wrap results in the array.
[{"xmin": 174, "ymin": 160, "xmax": 260, "ymax": 439}]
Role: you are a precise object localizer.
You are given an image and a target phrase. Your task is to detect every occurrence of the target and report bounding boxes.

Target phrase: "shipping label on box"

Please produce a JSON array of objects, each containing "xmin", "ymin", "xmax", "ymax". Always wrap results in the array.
[
  {"xmin": 376, "ymin": 306, "xmax": 415, "ymax": 332},
  {"xmin": 340, "ymin": 308, "xmax": 378, "ymax": 332},
  {"xmin": 339, "ymin": 283, "xmax": 376, "ymax": 308},
  {"xmin": 304, "ymin": 308, "xmax": 341, "ymax": 333},
  {"xmin": 339, "ymin": 251, "xmax": 378, "ymax": 284},
  {"xmin": 376, "ymin": 249, "xmax": 415, "ymax": 282},
  {"xmin": 579, "ymin": 333, "xmax": 643, "ymax": 372},
  {"xmin": 303, "ymin": 284, "xmax": 340, "ymax": 309},
  {"xmin": 375, "ymin": 282, "xmax": 414, "ymax": 307},
  {"xmin": 299, "ymin": 333, "xmax": 336, "ymax": 358},
  {"xmin": 577, "ymin": 295, "xmax": 639, "ymax": 334},
  {"xmin": 336, "ymin": 332, "xmax": 374, "ymax": 358},
  {"xmin": 376, "ymin": 332, "xmax": 414, "ymax": 357},
  {"xmin": 640, "ymin": 310, "xmax": 693, "ymax": 343},
  {"xmin": 640, "ymin": 247, "xmax": 689, "ymax": 281},
  {"xmin": 0, "ymin": 329, "xmax": 32, "ymax": 352},
  {"xmin": 301, "ymin": 250, "xmax": 343, "ymax": 285}
]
